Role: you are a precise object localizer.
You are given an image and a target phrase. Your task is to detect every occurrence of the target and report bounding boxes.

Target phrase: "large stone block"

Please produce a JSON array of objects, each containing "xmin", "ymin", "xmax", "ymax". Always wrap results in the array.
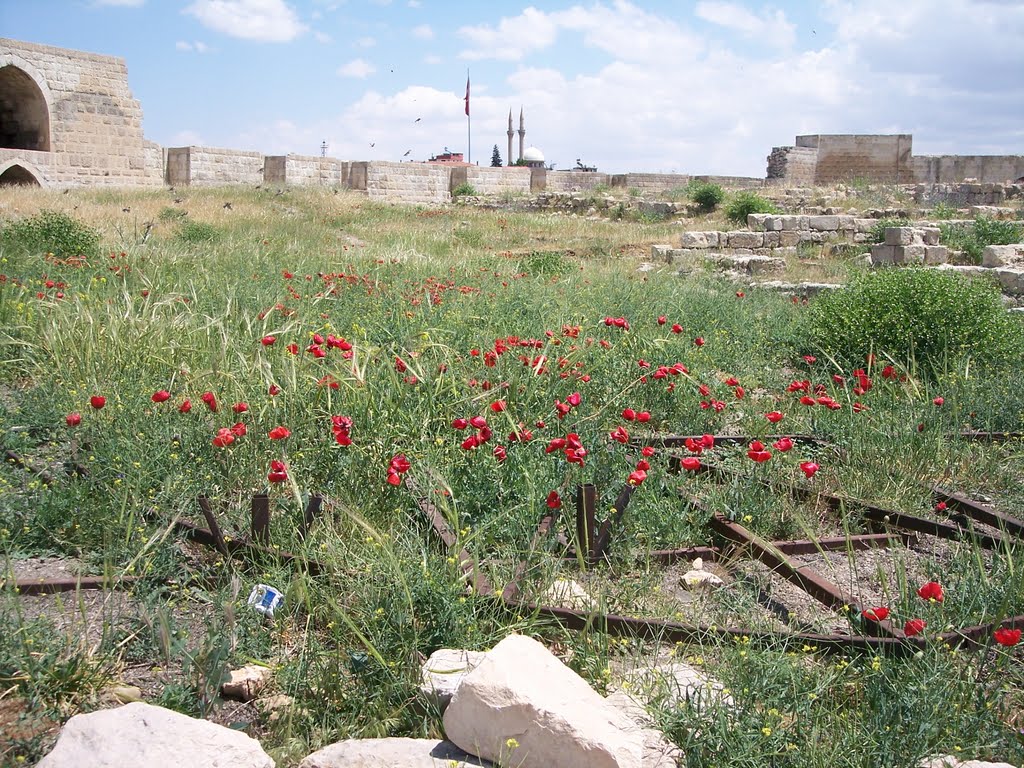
[
  {"xmin": 808, "ymin": 215, "xmax": 840, "ymax": 231},
  {"xmin": 299, "ymin": 738, "xmax": 491, "ymax": 767},
  {"xmin": 679, "ymin": 231, "xmax": 718, "ymax": 248},
  {"xmin": 746, "ymin": 213, "xmax": 774, "ymax": 231},
  {"xmin": 995, "ymin": 268, "xmax": 1024, "ymax": 296},
  {"xmin": 921, "ymin": 227, "xmax": 941, "ymax": 246},
  {"xmin": 982, "ymin": 244, "xmax": 1024, "ymax": 268},
  {"xmin": 443, "ymin": 634, "xmax": 674, "ymax": 768},
  {"xmin": 778, "ymin": 230, "xmax": 801, "ymax": 247},
  {"xmin": 37, "ymin": 702, "xmax": 274, "ymax": 768},
  {"xmin": 894, "ymin": 245, "xmax": 927, "ymax": 264},
  {"xmin": 884, "ymin": 227, "xmax": 915, "ymax": 246},
  {"xmin": 726, "ymin": 231, "xmax": 763, "ymax": 249},
  {"xmin": 871, "ymin": 244, "xmax": 896, "ymax": 265},
  {"xmin": 924, "ymin": 246, "xmax": 949, "ymax": 265}
]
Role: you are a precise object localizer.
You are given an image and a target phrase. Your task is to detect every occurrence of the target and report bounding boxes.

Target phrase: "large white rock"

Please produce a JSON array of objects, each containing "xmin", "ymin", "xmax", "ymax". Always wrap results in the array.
[
  {"xmin": 420, "ymin": 649, "xmax": 487, "ymax": 712},
  {"xmin": 920, "ymin": 757, "xmax": 1018, "ymax": 768},
  {"xmin": 442, "ymin": 634, "xmax": 676, "ymax": 768},
  {"xmin": 982, "ymin": 243, "xmax": 1024, "ymax": 268},
  {"xmin": 299, "ymin": 738, "xmax": 491, "ymax": 768},
  {"xmin": 37, "ymin": 702, "xmax": 274, "ymax": 768}
]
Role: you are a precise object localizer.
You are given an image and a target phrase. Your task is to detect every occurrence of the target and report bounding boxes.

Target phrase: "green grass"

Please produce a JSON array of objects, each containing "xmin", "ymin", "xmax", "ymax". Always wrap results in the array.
[{"xmin": 0, "ymin": 186, "xmax": 1021, "ymax": 767}]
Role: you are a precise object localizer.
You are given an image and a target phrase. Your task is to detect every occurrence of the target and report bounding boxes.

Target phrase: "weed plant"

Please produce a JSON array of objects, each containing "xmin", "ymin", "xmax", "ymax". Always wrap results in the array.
[
  {"xmin": 724, "ymin": 191, "xmax": 779, "ymax": 225},
  {"xmin": 940, "ymin": 217, "xmax": 1024, "ymax": 264}
]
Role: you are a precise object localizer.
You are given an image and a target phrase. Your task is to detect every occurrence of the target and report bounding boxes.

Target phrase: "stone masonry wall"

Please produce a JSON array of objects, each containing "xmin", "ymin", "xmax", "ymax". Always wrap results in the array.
[
  {"xmin": 544, "ymin": 171, "xmax": 613, "ymax": 193},
  {"xmin": 611, "ymin": 172, "xmax": 691, "ymax": 194},
  {"xmin": 462, "ymin": 166, "xmax": 531, "ymax": 196},
  {"xmin": 274, "ymin": 154, "xmax": 349, "ymax": 187},
  {"xmin": 182, "ymin": 146, "xmax": 264, "ymax": 186},
  {"xmin": 766, "ymin": 145, "xmax": 817, "ymax": 186},
  {"xmin": 805, "ymin": 134, "xmax": 914, "ymax": 184},
  {"xmin": 912, "ymin": 155, "xmax": 1024, "ymax": 184},
  {"xmin": 0, "ymin": 38, "xmax": 162, "ymax": 186},
  {"xmin": 366, "ymin": 161, "xmax": 450, "ymax": 204}
]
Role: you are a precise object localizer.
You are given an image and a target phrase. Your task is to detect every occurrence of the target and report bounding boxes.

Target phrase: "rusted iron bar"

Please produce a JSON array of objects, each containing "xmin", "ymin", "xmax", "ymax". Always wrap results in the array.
[
  {"xmin": 592, "ymin": 485, "xmax": 635, "ymax": 561},
  {"xmin": 197, "ymin": 497, "xmax": 230, "ymax": 557},
  {"xmin": 647, "ymin": 546, "xmax": 722, "ymax": 565},
  {"xmin": 1, "ymin": 575, "xmax": 145, "ymax": 595},
  {"xmin": 707, "ymin": 511, "xmax": 899, "ymax": 638},
  {"xmin": 930, "ymin": 485, "xmax": 1024, "ymax": 540},
  {"xmin": 3, "ymin": 450, "xmax": 55, "ymax": 486},
  {"xmin": 575, "ymin": 484, "xmax": 598, "ymax": 563},
  {"xmin": 406, "ymin": 479, "xmax": 493, "ymax": 596},
  {"xmin": 298, "ymin": 495, "xmax": 323, "ymax": 541},
  {"xmin": 772, "ymin": 532, "xmax": 915, "ymax": 556},
  {"xmin": 501, "ymin": 512, "xmax": 557, "ymax": 603},
  {"xmin": 251, "ymin": 494, "xmax": 271, "ymax": 545}
]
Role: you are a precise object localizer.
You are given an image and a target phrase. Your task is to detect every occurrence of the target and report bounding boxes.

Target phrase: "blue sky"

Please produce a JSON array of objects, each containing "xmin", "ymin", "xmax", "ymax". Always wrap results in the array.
[{"xmin": 3, "ymin": 0, "xmax": 1022, "ymax": 175}]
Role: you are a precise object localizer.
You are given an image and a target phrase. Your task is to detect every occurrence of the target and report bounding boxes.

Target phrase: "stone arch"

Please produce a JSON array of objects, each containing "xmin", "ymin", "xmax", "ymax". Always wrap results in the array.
[
  {"xmin": 0, "ymin": 160, "xmax": 43, "ymax": 186},
  {"xmin": 0, "ymin": 56, "xmax": 53, "ymax": 152}
]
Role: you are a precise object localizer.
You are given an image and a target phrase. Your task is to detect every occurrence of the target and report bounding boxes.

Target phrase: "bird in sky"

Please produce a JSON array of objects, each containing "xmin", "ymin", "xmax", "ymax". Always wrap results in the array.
[
  {"xmin": 403, "ymin": 150, "xmax": 412, "ymax": 157},
  {"xmin": 370, "ymin": 143, "xmax": 375, "ymax": 147},
  {"xmin": 414, "ymin": 117, "xmax": 421, "ymax": 122}
]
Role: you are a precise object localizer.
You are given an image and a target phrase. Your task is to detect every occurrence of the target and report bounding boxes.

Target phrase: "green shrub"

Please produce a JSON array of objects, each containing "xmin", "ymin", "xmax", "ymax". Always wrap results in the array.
[
  {"xmin": 868, "ymin": 216, "xmax": 911, "ymax": 244},
  {"xmin": 451, "ymin": 182, "xmax": 476, "ymax": 198},
  {"xmin": 940, "ymin": 217, "xmax": 1023, "ymax": 264},
  {"xmin": 176, "ymin": 220, "xmax": 220, "ymax": 244},
  {"xmin": 930, "ymin": 202, "xmax": 958, "ymax": 220},
  {"xmin": 688, "ymin": 181, "xmax": 725, "ymax": 212},
  {"xmin": 1, "ymin": 209, "xmax": 101, "ymax": 258},
  {"xmin": 809, "ymin": 267, "xmax": 1022, "ymax": 376},
  {"xmin": 724, "ymin": 191, "xmax": 779, "ymax": 224},
  {"xmin": 158, "ymin": 206, "xmax": 187, "ymax": 222}
]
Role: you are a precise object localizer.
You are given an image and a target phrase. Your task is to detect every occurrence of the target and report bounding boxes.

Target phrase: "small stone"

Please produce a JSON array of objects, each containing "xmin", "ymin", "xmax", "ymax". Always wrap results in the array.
[
  {"xmin": 680, "ymin": 558, "xmax": 724, "ymax": 588},
  {"xmin": 420, "ymin": 649, "xmax": 486, "ymax": 712},
  {"xmin": 299, "ymin": 738, "xmax": 491, "ymax": 768},
  {"xmin": 222, "ymin": 664, "xmax": 273, "ymax": 702},
  {"xmin": 101, "ymin": 684, "xmax": 143, "ymax": 704},
  {"xmin": 919, "ymin": 757, "xmax": 1018, "ymax": 768},
  {"xmin": 541, "ymin": 578, "xmax": 595, "ymax": 610}
]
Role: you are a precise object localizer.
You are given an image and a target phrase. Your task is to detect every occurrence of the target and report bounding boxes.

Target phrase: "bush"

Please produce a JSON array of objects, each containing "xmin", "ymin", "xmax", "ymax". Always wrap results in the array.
[
  {"xmin": 688, "ymin": 181, "xmax": 725, "ymax": 212},
  {"xmin": 724, "ymin": 191, "xmax": 778, "ymax": 224},
  {"xmin": 1, "ymin": 209, "xmax": 101, "ymax": 259},
  {"xmin": 451, "ymin": 182, "xmax": 476, "ymax": 198},
  {"xmin": 940, "ymin": 217, "xmax": 1023, "ymax": 264},
  {"xmin": 809, "ymin": 267, "xmax": 1023, "ymax": 376},
  {"xmin": 176, "ymin": 220, "xmax": 220, "ymax": 244}
]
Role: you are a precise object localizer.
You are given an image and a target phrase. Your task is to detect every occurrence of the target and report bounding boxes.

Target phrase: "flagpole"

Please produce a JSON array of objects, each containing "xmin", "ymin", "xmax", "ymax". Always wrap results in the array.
[{"xmin": 466, "ymin": 69, "xmax": 471, "ymax": 165}]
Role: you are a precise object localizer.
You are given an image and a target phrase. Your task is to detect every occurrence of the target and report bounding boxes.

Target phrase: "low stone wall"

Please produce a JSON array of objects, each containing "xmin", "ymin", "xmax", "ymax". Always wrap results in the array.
[
  {"xmin": 263, "ymin": 154, "xmax": 349, "ymax": 186},
  {"xmin": 366, "ymin": 161, "xmax": 450, "ymax": 204},
  {"xmin": 766, "ymin": 146, "xmax": 817, "ymax": 186},
  {"xmin": 913, "ymin": 182, "xmax": 1024, "ymax": 207},
  {"xmin": 186, "ymin": 146, "xmax": 264, "ymax": 186},
  {"xmin": 913, "ymin": 155, "xmax": 1024, "ymax": 185},
  {"xmin": 545, "ymin": 170, "xmax": 612, "ymax": 193},
  {"xmin": 611, "ymin": 172, "xmax": 691, "ymax": 194},
  {"xmin": 459, "ymin": 166, "xmax": 531, "ymax": 196}
]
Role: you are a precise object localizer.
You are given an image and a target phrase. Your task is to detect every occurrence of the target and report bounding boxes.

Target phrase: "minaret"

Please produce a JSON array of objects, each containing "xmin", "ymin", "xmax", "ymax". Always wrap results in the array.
[
  {"xmin": 507, "ymin": 110, "xmax": 514, "ymax": 167},
  {"xmin": 517, "ymin": 107, "xmax": 525, "ymax": 162}
]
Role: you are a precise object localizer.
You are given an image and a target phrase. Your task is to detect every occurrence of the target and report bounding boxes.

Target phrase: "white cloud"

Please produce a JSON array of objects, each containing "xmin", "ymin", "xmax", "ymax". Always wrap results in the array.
[
  {"xmin": 412, "ymin": 24, "xmax": 434, "ymax": 40},
  {"xmin": 337, "ymin": 58, "xmax": 376, "ymax": 78},
  {"xmin": 407, "ymin": 0, "xmax": 421, "ymax": 6},
  {"xmin": 175, "ymin": 40, "xmax": 210, "ymax": 52},
  {"xmin": 313, "ymin": 30, "xmax": 332, "ymax": 44},
  {"xmin": 185, "ymin": 0, "xmax": 307, "ymax": 42},
  {"xmin": 94, "ymin": 0, "xmax": 145, "ymax": 6},
  {"xmin": 695, "ymin": 1, "xmax": 795, "ymax": 48},
  {"xmin": 459, "ymin": 7, "xmax": 559, "ymax": 61},
  {"xmin": 357, "ymin": 36, "xmax": 377, "ymax": 48},
  {"xmin": 424, "ymin": 54, "xmax": 442, "ymax": 65}
]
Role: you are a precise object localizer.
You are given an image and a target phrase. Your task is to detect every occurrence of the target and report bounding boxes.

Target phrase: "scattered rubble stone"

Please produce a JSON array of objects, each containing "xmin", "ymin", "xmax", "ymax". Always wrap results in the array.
[
  {"xmin": 420, "ymin": 649, "xmax": 487, "ymax": 713},
  {"xmin": 299, "ymin": 738, "xmax": 491, "ymax": 768},
  {"xmin": 222, "ymin": 664, "xmax": 273, "ymax": 702}
]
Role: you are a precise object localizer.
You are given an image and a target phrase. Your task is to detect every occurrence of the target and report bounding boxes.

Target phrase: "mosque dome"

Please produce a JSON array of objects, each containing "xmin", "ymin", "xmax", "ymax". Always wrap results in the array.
[{"xmin": 522, "ymin": 146, "xmax": 545, "ymax": 163}]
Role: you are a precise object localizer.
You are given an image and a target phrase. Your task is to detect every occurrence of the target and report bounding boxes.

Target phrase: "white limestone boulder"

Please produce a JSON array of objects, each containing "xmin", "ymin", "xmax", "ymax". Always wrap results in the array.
[
  {"xmin": 299, "ymin": 738, "xmax": 492, "ymax": 768},
  {"xmin": 982, "ymin": 244, "xmax": 1024, "ymax": 268},
  {"xmin": 222, "ymin": 664, "xmax": 273, "ymax": 702},
  {"xmin": 541, "ymin": 578, "xmax": 595, "ymax": 610},
  {"xmin": 442, "ymin": 634, "xmax": 677, "ymax": 768},
  {"xmin": 420, "ymin": 649, "xmax": 487, "ymax": 712},
  {"xmin": 920, "ymin": 757, "xmax": 1018, "ymax": 768},
  {"xmin": 37, "ymin": 702, "xmax": 274, "ymax": 768}
]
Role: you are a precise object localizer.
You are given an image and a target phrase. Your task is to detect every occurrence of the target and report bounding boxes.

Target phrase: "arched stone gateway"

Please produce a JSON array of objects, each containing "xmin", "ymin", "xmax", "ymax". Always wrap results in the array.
[
  {"xmin": 0, "ymin": 63, "xmax": 51, "ymax": 151},
  {"xmin": 0, "ymin": 161, "xmax": 42, "ymax": 186}
]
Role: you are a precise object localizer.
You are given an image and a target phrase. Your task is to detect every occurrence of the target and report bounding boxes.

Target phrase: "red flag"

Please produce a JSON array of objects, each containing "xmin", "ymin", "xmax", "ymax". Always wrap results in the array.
[{"xmin": 464, "ymin": 75, "xmax": 470, "ymax": 117}]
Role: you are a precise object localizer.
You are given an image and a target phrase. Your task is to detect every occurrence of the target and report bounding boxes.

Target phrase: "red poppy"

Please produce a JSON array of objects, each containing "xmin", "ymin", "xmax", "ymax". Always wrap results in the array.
[
  {"xmin": 671, "ymin": 323, "xmax": 683, "ymax": 334},
  {"xmin": 452, "ymin": 418, "xmax": 469, "ymax": 430},
  {"xmin": 772, "ymin": 437, "xmax": 793, "ymax": 452},
  {"xmin": 268, "ymin": 460, "xmax": 288, "ymax": 483},
  {"xmin": 610, "ymin": 426, "xmax": 630, "ymax": 444},
  {"xmin": 904, "ymin": 618, "xmax": 927, "ymax": 637},
  {"xmin": 681, "ymin": 457, "xmax": 701, "ymax": 472},
  {"xmin": 201, "ymin": 392, "xmax": 217, "ymax": 412},
  {"xmin": 490, "ymin": 399, "xmax": 507, "ymax": 413},
  {"xmin": 935, "ymin": 501, "xmax": 947, "ymax": 512},
  {"xmin": 230, "ymin": 422, "xmax": 247, "ymax": 437},
  {"xmin": 799, "ymin": 396, "xmax": 816, "ymax": 406},
  {"xmin": 800, "ymin": 461, "xmax": 820, "ymax": 479},
  {"xmin": 66, "ymin": 412, "xmax": 82, "ymax": 427},
  {"xmin": 179, "ymin": 399, "xmax": 192, "ymax": 413},
  {"xmin": 268, "ymin": 426, "xmax": 291, "ymax": 440},
  {"xmin": 636, "ymin": 411, "xmax": 651, "ymax": 423},
  {"xmin": 492, "ymin": 445, "xmax": 507, "ymax": 462},
  {"xmin": 747, "ymin": 440, "xmax": 772, "ymax": 463},
  {"xmin": 151, "ymin": 390, "xmax": 171, "ymax": 403},
  {"xmin": 657, "ymin": 316, "xmax": 667, "ymax": 325},
  {"xmin": 735, "ymin": 291, "xmax": 745, "ymax": 298},
  {"xmin": 917, "ymin": 581, "xmax": 944, "ymax": 602},
  {"xmin": 212, "ymin": 428, "xmax": 235, "ymax": 448},
  {"xmin": 469, "ymin": 415, "xmax": 487, "ymax": 429},
  {"xmin": 546, "ymin": 490, "xmax": 562, "ymax": 509},
  {"xmin": 642, "ymin": 445, "xmax": 655, "ymax": 457},
  {"xmin": 567, "ymin": 392, "xmax": 582, "ymax": 407},
  {"xmin": 286, "ymin": 343, "xmax": 299, "ymax": 355},
  {"xmin": 994, "ymin": 628, "xmax": 1021, "ymax": 647},
  {"xmin": 802, "ymin": 355, "xmax": 817, "ymax": 365},
  {"xmin": 765, "ymin": 411, "xmax": 785, "ymax": 423},
  {"xmin": 933, "ymin": 397, "xmax": 944, "ymax": 407},
  {"xmin": 461, "ymin": 435, "xmax": 480, "ymax": 450},
  {"xmin": 694, "ymin": 337, "xmax": 705, "ymax": 347},
  {"xmin": 233, "ymin": 402, "xmax": 249, "ymax": 414},
  {"xmin": 261, "ymin": 335, "xmax": 276, "ymax": 346},
  {"xmin": 862, "ymin": 606, "xmax": 889, "ymax": 622},
  {"xmin": 268, "ymin": 384, "xmax": 282, "ymax": 396},
  {"xmin": 627, "ymin": 469, "xmax": 647, "ymax": 486},
  {"xmin": 90, "ymin": 396, "xmax": 106, "ymax": 410},
  {"xmin": 395, "ymin": 356, "xmax": 408, "ymax": 373},
  {"xmin": 621, "ymin": 408, "xmax": 636, "ymax": 421}
]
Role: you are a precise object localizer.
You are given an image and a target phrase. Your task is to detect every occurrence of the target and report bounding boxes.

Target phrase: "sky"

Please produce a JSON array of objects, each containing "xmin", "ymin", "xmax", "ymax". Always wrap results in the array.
[{"xmin": 2, "ymin": 0, "xmax": 1023, "ymax": 176}]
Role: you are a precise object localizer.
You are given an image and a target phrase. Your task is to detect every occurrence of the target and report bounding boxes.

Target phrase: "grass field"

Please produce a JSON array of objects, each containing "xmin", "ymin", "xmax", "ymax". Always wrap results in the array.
[{"xmin": 1, "ymin": 185, "xmax": 1022, "ymax": 767}]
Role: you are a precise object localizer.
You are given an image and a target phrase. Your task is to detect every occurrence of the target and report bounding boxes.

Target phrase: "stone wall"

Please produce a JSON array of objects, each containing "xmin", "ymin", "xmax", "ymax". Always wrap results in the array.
[
  {"xmin": 766, "ymin": 146, "xmax": 817, "ymax": 186},
  {"xmin": 185, "ymin": 146, "xmax": 264, "ymax": 186},
  {"xmin": 804, "ymin": 134, "xmax": 914, "ymax": 184},
  {"xmin": 366, "ymin": 161, "xmax": 450, "ymax": 204},
  {"xmin": 0, "ymin": 37, "xmax": 162, "ymax": 187},
  {"xmin": 458, "ymin": 166, "xmax": 531, "ymax": 196},
  {"xmin": 913, "ymin": 155, "xmax": 1024, "ymax": 185},
  {"xmin": 611, "ymin": 172, "xmax": 691, "ymax": 194},
  {"xmin": 263, "ymin": 154, "xmax": 349, "ymax": 186},
  {"xmin": 545, "ymin": 171, "xmax": 613, "ymax": 193}
]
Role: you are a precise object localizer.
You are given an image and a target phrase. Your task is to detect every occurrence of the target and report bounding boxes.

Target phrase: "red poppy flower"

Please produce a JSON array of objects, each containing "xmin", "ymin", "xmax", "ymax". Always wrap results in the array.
[
  {"xmin": 268, "ymin": 460, "xmax": 288, "ymax": 483},
  {"xmin": 694, "ymin": 337, "xmax": 705, "ymax": 347},
  {"xmin": 230, "ymin": 422, "xmax": 247, "ymax": 437},
  {"xmin": 799, "ymin": 396, "xmax": 816, "ymax": 406},
  {"xmin": 567, "ymin": 392, "xmax": 582, "ymax": 407},
  {"xmin": 492, "ymin": 445, "xmax": 507, "ymax": 462},
  {"xmin": 765, "ymin": 411, "xmax": 785, "ymax": 424},
  {"xmin": 66, "ymin": 412, "xmax": 82, "ymax": 427},
  {"xmin": 201, "ymin": 392, "xmax": 217, "ymax": 412},
  {"xmin": 862, "ymin": 606, "xmax": 889, "ymax": 622},
  {"xmin": 622, "ymin": 408, "xmax": 636, "ymax": 421},
  {"xmin": 627, "ymin": 469, "xmax": 647, "ymax": 486},
  {"xmin": 452, "ymin": 418, "xmax": 469, "ymax": 430},
  {"xmin": 490, "ymin": 400, "xmax": 507, "ymax": 413},
  {"xmin": 233, "ymin": 402, "xmax": 249, "ymax": 414},
  {"xmin": 747, "ymin": 440, "xmax": 772, "ymax": 463},
  {"xmin": 642, "ymin": 445, "xmax": 656, "ymax": 457},
  {"xmin": 546, "ymin": 490, "xmax": 562, "ymax": 509},
  {"xmin": 657, "ymin": 316, "xmax": 667, "ymax": 325},
  {"xmin": 800, "ymin": 461, "xmax": 820, "ymax": 479},
  {"xmin": 152, "ymin": 390, "xmax": 171, "ymax": 403},
  {"xmin": 212, "ymin": 428, "xmax": 235, "ymax": 448},
  {"xmin": 286, "ymin": 343, "xmax": 299, "ymax": 355},
  {"xmin": 917, "ymin": 581, "xmax": 944, "ymax": 602},
  {"xmin": 268, "ymin": 384, "xmax": 282, "ymax": 396},
  {"xmin": 994, "ymin": 628, "xmax": 1021, "ymax": 647},
  {"xmin": 802, "ymin": 355, "xmax": 816, "ymax": 365},
  {"xmin": 671, "ymin": 323, "xmax": 683, "ymax": 334},
  {"xmin": 935, "ymin": 501, "xmax": 947, "ymax": 512},
  {"xmin": 733, "ymin": 386, "xmax": 745, "ymax": 400},
  {"xmin": 261, "ymin": 335, "xmax": 276, "ymax": 346},
  {"xmin": 735, "ymin": 291, "xmax": 745, "ymax": 298},
  {"xmin": 904, "ymin": 618, "xmax": 927, "ymax": 637},
  {"xmin": 461, "ymin": 435, "xmax": 480, "ymax": 450},
  {"xmin": 881, "ymin": 364, "xmax": 898, "ymax": 380},
  {"xmin": 933, "ymin": 397, "xmax": 944, "ymax": 407},
  {"xmin": 268, "ymin": 426, "xmax": 291, "ymax": 440},
  {"xmin": 681, "ymin": 457, "xmax": 701, "ymax": 472},
  {"xmin": 469, "ymin": 415, "xmax": 487, "ymax": 429},
  {"xmin": 90, "ymin": 396, "xmax": 106, "ymax": 410},
  {"xmin": 610, "ymin": 426, "xmax": 630, "ymax": 444},
  {"xmin": 395, "ymin": 356, "xmax": 408, "ymax": 373},
  {"xmin": 179, "ymin": 399, "xmax": 192, "ymax": 413},
  {"xmin": 772, "ymin": 437, "xmax": 793, "ymax": 452},
  {"xmin": 636, "ymin": 411, "xmax": 651, "ymax": 423}
]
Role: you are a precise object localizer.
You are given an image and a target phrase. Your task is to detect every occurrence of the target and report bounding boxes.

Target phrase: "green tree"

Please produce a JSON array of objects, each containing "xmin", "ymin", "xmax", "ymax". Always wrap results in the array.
[{"xmin": 490, "ymin": 144, "xmax": 503, "ymax": 167}]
